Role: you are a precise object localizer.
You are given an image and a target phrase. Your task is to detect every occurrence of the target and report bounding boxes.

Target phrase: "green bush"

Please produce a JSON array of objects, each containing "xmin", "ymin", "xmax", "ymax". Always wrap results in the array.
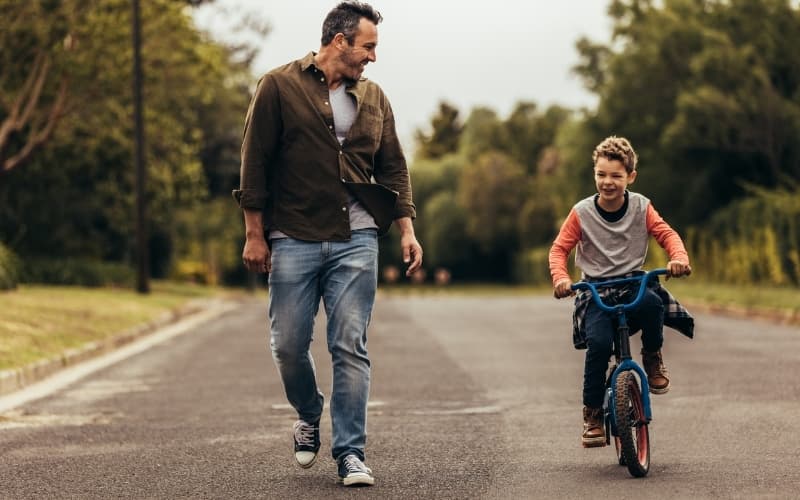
[
  {"xmin": 170, "ymin": 199, "xmax": 246, "ymax": 286},
  {"xmin": 685, "ymin": 185, "xmax": 800, "ymax": 286},
  {"xmin": 514, "ymin": 246, "xmax": 572, "ymax": 285},
  {"xmin": 0, "ymin": 243, "xmax": 21, "ymax": 290},
  {"xmin": 21, "ymin": 258, "xmax": 135, "ymax": 287}
]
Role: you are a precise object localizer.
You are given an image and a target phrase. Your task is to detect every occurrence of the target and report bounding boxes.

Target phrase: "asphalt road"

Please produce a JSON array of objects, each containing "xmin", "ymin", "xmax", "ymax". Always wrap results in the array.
[{"xmin": 1, "ymin": 293, "xmax": 799, "ymax": 499}]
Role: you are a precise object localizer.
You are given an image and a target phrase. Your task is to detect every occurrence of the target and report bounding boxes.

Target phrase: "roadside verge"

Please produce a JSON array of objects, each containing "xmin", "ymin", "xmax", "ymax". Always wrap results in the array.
[
  {"xmin": 0, "ymin": 298, "xmax": 238, "ymax": 397},
  {"xmin": 683, "ymin": 300, "xmax": 800, "ymax": 326}
]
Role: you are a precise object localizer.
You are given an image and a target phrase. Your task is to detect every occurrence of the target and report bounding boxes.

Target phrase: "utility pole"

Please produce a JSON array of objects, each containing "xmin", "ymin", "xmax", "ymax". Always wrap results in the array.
[{"xmin": 132, "ymin": 0, "xmax": 149, "ymax": 293}]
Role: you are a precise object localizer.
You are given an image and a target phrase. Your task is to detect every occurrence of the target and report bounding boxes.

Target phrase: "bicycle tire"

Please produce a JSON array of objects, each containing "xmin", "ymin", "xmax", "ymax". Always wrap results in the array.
[
  {"xmin": 605, "ymin": 368, "xmax": 625, "ymax": 465},
  {"xmin": 614, "ymin": 436, "xmax": 626, "ymax": 466},
  {"xmin": 614, "ymin": 371, "xmax": 650, "ymax": 477}
]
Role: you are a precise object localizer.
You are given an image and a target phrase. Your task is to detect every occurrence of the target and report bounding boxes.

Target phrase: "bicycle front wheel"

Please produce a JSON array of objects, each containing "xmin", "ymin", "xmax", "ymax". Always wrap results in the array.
[{"xmin": 614, "ymin": 371, "xmax": 650, "ymax": 477}]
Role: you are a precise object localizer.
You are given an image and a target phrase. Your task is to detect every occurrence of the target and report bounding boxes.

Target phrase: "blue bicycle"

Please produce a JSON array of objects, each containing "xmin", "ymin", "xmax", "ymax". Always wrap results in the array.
[{"xmin": 571, "ymin": 268, "xmax": 669, "ymax": 477}]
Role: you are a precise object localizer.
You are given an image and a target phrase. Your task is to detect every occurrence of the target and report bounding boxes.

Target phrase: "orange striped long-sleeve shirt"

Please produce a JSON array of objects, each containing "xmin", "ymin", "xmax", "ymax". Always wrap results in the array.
[{"xmin": 549, "ymin": 192, "xmax": 689, "ymax": 286}]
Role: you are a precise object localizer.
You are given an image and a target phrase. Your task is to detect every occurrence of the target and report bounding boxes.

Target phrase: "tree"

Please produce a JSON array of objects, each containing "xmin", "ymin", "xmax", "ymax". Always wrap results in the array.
[
  {"xmin": 0, "ymin": 0, "xmax": 255, "ymax": 281},
  {"xmin": 457, "ymin": 151, "xmax": 528, "ymax": 279},
  {"xmin": 413, "ymin": 101, "xmax": 463, "ymax": 160},
  {"xmin": 458, "ymin": 107, "xmax": 507, "ymax": 160},
  {"xmin": 573, "ymin": 0, "xmax": 800, "ymax": 228},
  {"xmin": 420, "ymin": 191, "xmax": 476, "ymax": 278},
  {"xmin": 0, "ymin": 0, "xmax": 77, "ymax": 175},
  {"xmin": 503, "ymin": 102, "xmax": 572, "ymax": 175}
]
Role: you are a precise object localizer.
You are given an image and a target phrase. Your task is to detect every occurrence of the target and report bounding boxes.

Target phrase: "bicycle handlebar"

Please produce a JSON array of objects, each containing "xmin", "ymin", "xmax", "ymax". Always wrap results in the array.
[{"xmin": 570, "ymin": 268, "xmax": 669, "ymax": 313}]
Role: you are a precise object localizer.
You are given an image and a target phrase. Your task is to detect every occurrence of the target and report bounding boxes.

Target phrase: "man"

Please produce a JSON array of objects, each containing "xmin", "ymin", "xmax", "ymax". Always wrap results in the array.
[{"xmin": 233, "ymin": 1, "xmax": 422, "ymax": 487}]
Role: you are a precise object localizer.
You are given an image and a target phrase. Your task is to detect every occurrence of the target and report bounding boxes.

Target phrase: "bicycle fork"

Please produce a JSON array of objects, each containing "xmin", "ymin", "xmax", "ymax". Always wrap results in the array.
[{"xmin": 604, "ymin": 310, "xmax": 654, "ymax": 443}]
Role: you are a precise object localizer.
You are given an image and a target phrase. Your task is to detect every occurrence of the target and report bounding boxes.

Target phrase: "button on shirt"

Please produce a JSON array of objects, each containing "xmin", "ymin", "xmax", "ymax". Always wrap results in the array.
[{"xmin": 233, "ymin": 52, "xmax": 415, "ymax": 241}]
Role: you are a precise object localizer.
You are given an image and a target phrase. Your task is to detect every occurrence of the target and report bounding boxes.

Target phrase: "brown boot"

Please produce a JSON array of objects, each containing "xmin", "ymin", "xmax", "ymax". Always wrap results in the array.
[
  {"xmin": 642, "ymin": 349, "xmax": 671, "ymax": 394},
  {"xmin": 582, "ymin": 406, "xmax": 606, "ymax": 448}
]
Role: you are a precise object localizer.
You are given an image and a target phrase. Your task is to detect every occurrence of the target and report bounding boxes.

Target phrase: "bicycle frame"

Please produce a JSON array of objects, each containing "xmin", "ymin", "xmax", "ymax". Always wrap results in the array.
[{"xmin": 571, "ymin": 268, "xmax": 669, "ymax": 427}]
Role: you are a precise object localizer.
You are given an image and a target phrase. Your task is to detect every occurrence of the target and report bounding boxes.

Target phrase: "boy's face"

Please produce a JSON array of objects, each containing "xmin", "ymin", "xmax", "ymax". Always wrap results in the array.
[{"xmin": 594, "ymin": 156, "xmax": 637, "ymax": 209}]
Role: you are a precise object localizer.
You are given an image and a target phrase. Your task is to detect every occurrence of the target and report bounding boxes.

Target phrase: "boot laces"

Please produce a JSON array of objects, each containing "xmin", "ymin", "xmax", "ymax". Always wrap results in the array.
[
  {"xmin": 645, "ymin": 351, "xmax": 668, "ymax": 376},
  {"xmin": 584, "ymin": 407, "xmax": 603, "ymax": 426}
]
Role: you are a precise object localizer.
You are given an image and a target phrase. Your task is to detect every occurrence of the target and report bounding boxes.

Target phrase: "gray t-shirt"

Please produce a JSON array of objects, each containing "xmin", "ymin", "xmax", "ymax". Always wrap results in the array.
[{"xmin": 269, "ymin": 84, "xmax": 377, "ymax": 240}]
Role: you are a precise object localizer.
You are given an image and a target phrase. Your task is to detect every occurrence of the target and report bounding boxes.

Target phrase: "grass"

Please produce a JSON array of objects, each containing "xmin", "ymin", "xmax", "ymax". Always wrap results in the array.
[
  {"xmin": 0, "ymin": 281, "xmax": 232, "ymax": 372},
  {"xmin": 663, "ymin": 279, "xmax": 800, "ymax": 314},
  {"xmin": 2, "ymin": 278, "xmax": 797, "ymax": 374}
]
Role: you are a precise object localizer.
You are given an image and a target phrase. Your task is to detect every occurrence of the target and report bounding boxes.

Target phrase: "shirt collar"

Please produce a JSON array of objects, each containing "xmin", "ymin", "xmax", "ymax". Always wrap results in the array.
[
  {"xmin": 299, "ymin": 51, "xmax": 318, "ymax": 72},
  {"xmin": 299, "ymin": 51, "xmax": 367, "ymax": 101}
]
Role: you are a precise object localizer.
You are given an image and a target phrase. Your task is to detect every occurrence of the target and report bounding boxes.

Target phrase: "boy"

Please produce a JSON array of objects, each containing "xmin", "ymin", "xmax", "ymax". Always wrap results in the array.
[{"xmin": 549, "ymin": 136, "xmax": 694, "ymax": 448}]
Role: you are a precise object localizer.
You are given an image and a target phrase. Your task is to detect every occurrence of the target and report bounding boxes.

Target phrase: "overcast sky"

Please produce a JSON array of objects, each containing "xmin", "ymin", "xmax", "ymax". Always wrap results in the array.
[{"xmin": 193, "ymin": 1, "xmax": 613, "ymax": 151}]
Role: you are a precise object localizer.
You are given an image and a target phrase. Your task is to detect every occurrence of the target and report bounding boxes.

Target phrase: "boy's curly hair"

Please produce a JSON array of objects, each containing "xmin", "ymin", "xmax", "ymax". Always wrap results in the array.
[{"xmin": 592, "ymin": 136, "xmax": 638, "ymax": 173}]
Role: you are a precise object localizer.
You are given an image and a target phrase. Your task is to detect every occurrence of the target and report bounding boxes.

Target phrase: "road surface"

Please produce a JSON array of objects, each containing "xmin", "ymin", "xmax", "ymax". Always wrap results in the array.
[{"xmin": 1, "ymin": 293, "xmax": 798, "ymax": 498}]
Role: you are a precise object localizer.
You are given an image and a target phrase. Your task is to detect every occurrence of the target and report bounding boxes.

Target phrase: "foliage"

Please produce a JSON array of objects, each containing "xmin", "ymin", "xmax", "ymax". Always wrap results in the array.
[
  {"xmin": 0, "ymin": 0, "xmax": 74, "ymax": 174},
  {"xmin": 171, "ymin": 199, "xmax": 246, "ymax": 285},
  {"xmin": 572, "ymin": 0, "xmax": 800, "ymax": 228},
  {"xmin": 413, "ymin": 101, "xmax": 462, "ymax": 160},
  {"xmin": 419, "ymin": 190, "xmax": 478, "ymax": 276},
  {"xmin": 4, "ymin": 0, "xmax": 799, "ymax": 288},
  {"xmin": 517, "ymin": 192, "xmax": 558, "ymax": 249},
  {"xmin": 0, "ymin": 242, "xmax": 21, "ymax": 290},
  {"xmin": 408, "ymin": 101, "xmax": 575, "ymax": 281},
  {"xmin": 398, "ymin": 154, "xmax": 467, "ymax": 280},
  {"xmin": 0, "ymin": 0, "xmax": 253, "ymax": 284},
  {"xmin": 504, "ymin": 103, "xmax": 572, "ymax": 176},
  {"xmin": 685, "ymin": 184, "xmax": 800, "ymax": 285},
  {"xmin": 515, "ymin": 246, "xmax": 560, "ymax": 286},
  {"xmin": 21, "ymin": 258, "xmax": 135, "ymax": 287},
  {"xmin": 457, "ymin": 151, "xmax": 527, "ymax": 256},
  {"xmin": 458, "ymin": 107, "xmax": 507, "ymax": 161}
]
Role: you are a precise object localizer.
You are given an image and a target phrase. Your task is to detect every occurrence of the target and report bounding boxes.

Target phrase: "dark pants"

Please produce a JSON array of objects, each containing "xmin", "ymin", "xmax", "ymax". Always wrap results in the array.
[{"xmin": 582, "ymin": 288, "xmax": 664, "ymax": 408}]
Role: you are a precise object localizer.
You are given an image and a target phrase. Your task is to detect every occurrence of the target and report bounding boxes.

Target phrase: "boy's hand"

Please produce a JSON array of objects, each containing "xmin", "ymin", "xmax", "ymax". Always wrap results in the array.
[
  {"xmin": 553, "ymin": 278, "xmax": 575, "ymax": 299},
  {"xmin": 666, "ymin": 260, "xmax": 692, "ymax": 279}
]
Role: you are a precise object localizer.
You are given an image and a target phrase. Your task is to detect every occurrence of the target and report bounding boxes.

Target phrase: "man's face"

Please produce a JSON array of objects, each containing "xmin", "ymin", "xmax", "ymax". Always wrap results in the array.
[{"xmin": 338, "ymin": 18, "xmax": 378, "ymax": 82}]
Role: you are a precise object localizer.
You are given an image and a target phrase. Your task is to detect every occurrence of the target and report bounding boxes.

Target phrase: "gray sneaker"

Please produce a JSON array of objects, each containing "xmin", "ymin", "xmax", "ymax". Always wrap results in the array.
[
  {"xmin": 337, "ymin": 454, "xmax": 374, "ymax": 486},
  {"xmin": 293, "ymin": 420, "xmax": 320, "ymax": 468}
]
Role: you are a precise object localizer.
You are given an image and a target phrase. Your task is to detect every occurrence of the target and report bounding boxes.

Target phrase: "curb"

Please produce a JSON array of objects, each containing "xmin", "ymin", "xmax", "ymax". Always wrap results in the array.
[
  {"xmin": 0, "ymin": 298, "xmax": 228, "ymax": 397},
  {"xmin": 683, "ymin": 300, "xmax": 800, "ymax": 326}
]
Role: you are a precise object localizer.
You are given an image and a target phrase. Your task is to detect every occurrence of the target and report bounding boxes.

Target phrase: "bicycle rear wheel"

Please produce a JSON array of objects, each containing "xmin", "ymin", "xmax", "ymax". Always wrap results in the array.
[{"xmin": 614, "ymin": 371, "xmax": 650, "ymax": 477}]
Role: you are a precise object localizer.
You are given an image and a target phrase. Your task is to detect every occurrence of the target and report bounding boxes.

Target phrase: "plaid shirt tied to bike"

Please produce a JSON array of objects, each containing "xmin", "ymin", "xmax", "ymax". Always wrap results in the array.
[{"xmin": 571, "ymin": 271, "xmax": 695, "ymax": 350}]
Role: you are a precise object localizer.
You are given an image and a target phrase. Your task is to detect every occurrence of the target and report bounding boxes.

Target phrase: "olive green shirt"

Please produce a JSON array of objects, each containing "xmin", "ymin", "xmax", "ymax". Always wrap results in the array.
[{"xmin": 233, "ymin": 52, "xmax": 416, "ymax": 240}]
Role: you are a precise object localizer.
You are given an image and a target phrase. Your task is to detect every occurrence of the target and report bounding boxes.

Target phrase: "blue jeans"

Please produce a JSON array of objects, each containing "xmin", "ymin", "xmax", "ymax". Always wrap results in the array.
[
  {"xmin": 268, "ymin": 229, "xmax": 378, "ymax": 462},
  {"xmin": 582, "ymin": 288, "xmax": 664, "ymax": 408}
]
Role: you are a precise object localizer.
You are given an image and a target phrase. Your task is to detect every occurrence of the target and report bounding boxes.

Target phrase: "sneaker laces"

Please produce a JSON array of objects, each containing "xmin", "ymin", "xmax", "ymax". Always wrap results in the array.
[
  {"xmin": 342, "ymin": 455, "xmax": 369, "ymax": 475},
  {"xmin": 293, "ymin": 420, "xmax": 316, "ymax": 447}
]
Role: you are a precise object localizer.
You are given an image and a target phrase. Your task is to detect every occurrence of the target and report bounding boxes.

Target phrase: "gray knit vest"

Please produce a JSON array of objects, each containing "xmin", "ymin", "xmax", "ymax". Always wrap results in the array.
[{"xmin": 574, "ymin": 191, "xmax": 650, "ymax": 279}]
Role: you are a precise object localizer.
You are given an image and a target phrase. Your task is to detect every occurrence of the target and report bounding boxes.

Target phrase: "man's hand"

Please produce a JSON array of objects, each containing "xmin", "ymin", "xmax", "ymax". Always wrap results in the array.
[
  {"xmin": 553, "ymin": 278, "xmax": 574, "ymax": 299},
  {"xmin": 666, "ymin": 260, "xmax": 691, "ymax": 280},
  {"xmin": 242, "ymin": 208, "xmax": 270, "ymax": 274},
  {"xmin": 243, "ymin": 235, "xmax": 271, "ymax": 274},
  {"xmin": 396, "ymin": 217, "xmax": 422, "ymax": 277}
]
